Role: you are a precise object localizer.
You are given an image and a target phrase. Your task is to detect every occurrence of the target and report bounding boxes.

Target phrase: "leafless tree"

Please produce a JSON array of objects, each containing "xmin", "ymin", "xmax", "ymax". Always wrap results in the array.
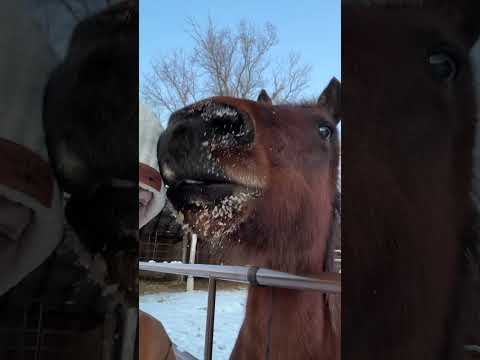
[
  {"xmin": 143, "ymin": 49, "xmax": 199, "ymax": 114},
  {"xmin": 142, "ymin": 17, "xmax": 312, "ymax": 117}
]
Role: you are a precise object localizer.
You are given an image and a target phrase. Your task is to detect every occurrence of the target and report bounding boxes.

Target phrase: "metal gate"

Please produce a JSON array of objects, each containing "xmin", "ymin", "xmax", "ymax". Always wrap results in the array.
[{"xmin": 139, "ymin": 262, "xmax": 341, "ymax": 360}]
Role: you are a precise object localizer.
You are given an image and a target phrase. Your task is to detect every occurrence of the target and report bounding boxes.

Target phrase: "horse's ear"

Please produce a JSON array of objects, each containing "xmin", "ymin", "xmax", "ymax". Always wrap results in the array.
[
  {"xmin": 318, "ymin": 77, "xmax": 341, "ymax": 123},
  {"xmin": 257, "ymin": 89, "xmax": 272, "ymax": 106}
]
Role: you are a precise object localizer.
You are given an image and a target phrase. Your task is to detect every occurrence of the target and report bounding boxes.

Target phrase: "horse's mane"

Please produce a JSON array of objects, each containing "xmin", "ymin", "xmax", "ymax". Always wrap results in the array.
[
  {"xmin": 325, "ymin": 191, "xmax": 341, "ymax": 336},
  {"xmin": 325, "ymin": 192, "xmax": 341, "ymax": 273}
]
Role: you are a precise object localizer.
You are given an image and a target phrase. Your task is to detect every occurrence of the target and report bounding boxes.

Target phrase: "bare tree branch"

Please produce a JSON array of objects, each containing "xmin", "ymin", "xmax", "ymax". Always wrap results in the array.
[
  {"xmin": 271, "ymin": 52, "xmax": 313, "ymax": 103},
  {"xmin": 141, "ymin": 17, "xmax": 312, "ymax": 117},
  {"xmin": 142, "ymin": 50, "xmax": 198, "ymax": 114}
]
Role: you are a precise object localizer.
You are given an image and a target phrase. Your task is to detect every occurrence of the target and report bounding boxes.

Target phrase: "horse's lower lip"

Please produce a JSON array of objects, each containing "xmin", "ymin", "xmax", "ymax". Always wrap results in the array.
[{"xmin": 167, "ymin": 182, "xmax": 240, "ymax": 209}]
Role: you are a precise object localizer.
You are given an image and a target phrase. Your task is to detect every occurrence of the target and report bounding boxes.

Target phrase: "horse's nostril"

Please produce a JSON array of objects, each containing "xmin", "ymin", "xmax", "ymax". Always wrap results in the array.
[{"xmin": 209, "ymin": 113, "xmax": 254, "ymax": 146}]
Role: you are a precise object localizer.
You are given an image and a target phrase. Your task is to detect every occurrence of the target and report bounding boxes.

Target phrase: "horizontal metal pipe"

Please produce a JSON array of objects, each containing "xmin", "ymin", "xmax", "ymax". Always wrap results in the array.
[{"xmin": 139, "ymin": 262, "xmax": 341, "ymax": 294}]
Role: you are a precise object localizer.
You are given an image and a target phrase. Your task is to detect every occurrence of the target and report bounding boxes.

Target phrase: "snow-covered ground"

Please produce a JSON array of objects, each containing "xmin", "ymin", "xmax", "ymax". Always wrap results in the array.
[{"xmin": 140, "ymin": 288, "xmax": 247, "ymax": 360}]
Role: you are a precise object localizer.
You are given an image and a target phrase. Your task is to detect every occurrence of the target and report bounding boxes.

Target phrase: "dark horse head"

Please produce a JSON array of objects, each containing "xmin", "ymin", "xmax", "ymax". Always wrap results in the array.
[
  {"xmin": 343, "ymin": 1, "xmax": 480, "ymax": 359},
  {"xmin": 43, "ymin": 1, "xmax": 138, "ymax": 254}
]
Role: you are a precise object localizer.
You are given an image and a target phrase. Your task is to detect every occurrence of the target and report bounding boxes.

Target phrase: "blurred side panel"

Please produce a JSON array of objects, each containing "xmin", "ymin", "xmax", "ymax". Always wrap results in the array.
[
  {"xmin": 342, "ymin": 1, "xmax": 480, "ymax": 360},
  {"xmin": 0, "ymin": 1, "xmax": 139, "ymax": 359}
]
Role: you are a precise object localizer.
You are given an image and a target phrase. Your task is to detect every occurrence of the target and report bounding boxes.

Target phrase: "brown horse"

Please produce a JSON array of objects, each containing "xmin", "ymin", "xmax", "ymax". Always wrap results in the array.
[
  {"xmin": 342, "ymin": 1, "xmax": 480, "ymax": 360},
  {"xmin": 157, "ymin": 78, "xmax": 341, "ymax": 359}
]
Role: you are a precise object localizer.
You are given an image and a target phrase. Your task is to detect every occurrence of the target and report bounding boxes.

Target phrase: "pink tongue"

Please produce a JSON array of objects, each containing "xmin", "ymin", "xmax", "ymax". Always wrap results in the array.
[{"xmin": 0, "ymin": 195, "xmax": 33, "ymax": 243}]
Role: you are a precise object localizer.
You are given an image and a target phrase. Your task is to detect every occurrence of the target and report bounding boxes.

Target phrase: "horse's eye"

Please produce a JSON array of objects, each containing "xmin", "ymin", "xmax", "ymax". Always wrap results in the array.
[
  {"xmin": 428, "ymin": 53, "xmax": 457, "ymax": 81},
  {"xmin": 318, "ymin": 125, "xmax": 332, "ymax": 140}
]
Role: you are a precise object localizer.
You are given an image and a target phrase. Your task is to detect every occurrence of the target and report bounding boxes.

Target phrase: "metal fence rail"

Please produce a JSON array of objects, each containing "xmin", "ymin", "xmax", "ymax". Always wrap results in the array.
[
  {"xmin": 139, "ymin": 262, "xmax": 341, "ymax": 360},
  {"xmin": 139, "ymin": 262, "xmax": 341, "ymax": 294}
]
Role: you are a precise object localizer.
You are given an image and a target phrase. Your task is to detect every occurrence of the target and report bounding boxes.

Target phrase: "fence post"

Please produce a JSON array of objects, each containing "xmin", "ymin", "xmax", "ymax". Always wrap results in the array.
[
  {"xmin": 186, "ymin": 233, "xmax": 197, "ymax": 291},
  {"xmin": 180, "ymin": 234, "xmax": 189, "ymax": 283},
  {"xmin": 204, "ymin": 277, "xmax": 217, "ymax": 360}
]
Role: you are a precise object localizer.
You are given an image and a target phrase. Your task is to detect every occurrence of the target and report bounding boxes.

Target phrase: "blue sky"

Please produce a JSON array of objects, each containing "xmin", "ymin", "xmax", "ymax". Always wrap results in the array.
[{"xmin": 140, "ymin": 0, "xmax": 340, "ymax": 101}]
